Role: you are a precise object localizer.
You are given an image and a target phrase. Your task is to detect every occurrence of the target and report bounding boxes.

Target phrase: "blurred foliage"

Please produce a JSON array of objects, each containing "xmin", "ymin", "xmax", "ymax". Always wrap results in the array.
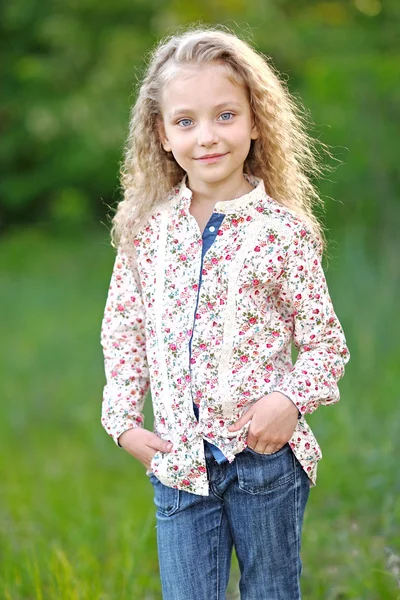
[{"xmin": 1, "ymin": 0, "xmax": 399, "ymax": 248}]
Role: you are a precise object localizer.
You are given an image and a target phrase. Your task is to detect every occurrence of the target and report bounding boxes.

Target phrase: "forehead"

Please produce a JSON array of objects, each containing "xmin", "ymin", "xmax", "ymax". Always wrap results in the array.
[{"xmin": 161, "ymin": 63, "xmax": 248, "ymax": 114}]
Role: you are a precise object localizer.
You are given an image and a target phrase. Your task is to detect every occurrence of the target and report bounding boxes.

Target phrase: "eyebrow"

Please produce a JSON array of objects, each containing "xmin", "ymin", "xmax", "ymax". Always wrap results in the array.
[{"xmin": 167, "ymin": 101, "xmax": 243, "ymax": 119}]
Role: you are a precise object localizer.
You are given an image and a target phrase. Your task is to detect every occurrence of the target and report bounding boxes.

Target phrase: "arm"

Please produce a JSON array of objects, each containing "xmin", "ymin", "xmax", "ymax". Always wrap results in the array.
[
  {"xmin": 100, "ymin": 249, "xmax": 150, "ymax": 446},
  {"xmin": 273, "ymin": 224, "xmax": 350, "ymax": 415}
]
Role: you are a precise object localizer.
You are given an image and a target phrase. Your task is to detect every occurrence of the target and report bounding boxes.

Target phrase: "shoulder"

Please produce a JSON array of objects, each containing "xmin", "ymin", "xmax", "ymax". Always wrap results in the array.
[
  {"xmin": 134, "ymin": 187, "xmax": 180, "ymax": 245},
  {"xmin": 259, "ymin": 194, "xmax": 322, "ymax": 260}
]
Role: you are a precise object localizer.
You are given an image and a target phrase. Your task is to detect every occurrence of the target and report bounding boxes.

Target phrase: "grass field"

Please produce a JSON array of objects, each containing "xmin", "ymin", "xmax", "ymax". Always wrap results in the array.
[{"xmin": 1, "ymin": 226, "xmax": 399, "ymax": 599}]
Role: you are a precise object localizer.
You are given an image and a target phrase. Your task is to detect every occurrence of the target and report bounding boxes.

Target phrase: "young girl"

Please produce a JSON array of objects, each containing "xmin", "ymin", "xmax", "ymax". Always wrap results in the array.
[{"xmin": 100, "ymin": 25, "xmax": 350, "ymax": 600}]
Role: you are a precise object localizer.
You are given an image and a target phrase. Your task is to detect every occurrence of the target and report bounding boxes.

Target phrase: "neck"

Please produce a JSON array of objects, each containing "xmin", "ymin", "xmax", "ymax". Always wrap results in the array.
[{"xmin": 187, "ymin": 172, "xmax": 253, "ymax": 205}]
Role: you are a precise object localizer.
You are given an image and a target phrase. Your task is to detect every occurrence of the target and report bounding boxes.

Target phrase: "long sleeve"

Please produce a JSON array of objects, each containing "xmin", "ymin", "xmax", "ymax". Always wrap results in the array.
[
  {"xmin": 100, "ymin": 249, "xmax": 150, "ymax": 445},
  {"xmin": 273, "ymin": 224, "xmax": 350, "ymax": 415}
]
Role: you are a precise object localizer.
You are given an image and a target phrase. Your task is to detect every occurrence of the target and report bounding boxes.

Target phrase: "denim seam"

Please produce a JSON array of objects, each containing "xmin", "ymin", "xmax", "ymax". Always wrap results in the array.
[
  {"xmin": 215, "ymin": 505, "xmax": 224, "ymax": 600},
  {"xmin": 293, "ymin": 455, "xmax": 301, "ymax": 599}
]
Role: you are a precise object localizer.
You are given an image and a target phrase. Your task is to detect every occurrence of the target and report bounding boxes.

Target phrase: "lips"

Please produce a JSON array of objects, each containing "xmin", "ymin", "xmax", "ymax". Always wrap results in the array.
[{"xmin": 196, "ymin": 153, "xmax": 226, "ymax": 159}]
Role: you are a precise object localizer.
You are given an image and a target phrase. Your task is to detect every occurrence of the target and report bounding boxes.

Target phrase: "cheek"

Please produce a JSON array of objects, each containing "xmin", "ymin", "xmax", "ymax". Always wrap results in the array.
[{"xmin": 172, "ymin": 135, "xmax": 192, "ymax": 157}]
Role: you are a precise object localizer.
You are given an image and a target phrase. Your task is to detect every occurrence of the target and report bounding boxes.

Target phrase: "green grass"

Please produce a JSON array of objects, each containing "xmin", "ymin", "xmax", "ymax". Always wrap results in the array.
[{"xmin": 1, "ymin": 226, "xmax": 399, "ymax": 599}]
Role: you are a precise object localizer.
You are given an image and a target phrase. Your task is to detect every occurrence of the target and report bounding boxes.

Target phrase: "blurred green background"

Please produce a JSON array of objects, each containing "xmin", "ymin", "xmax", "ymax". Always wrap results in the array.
[{"xmin": 1, "ymin": 1, "xmax": 399, "ymax": 598}]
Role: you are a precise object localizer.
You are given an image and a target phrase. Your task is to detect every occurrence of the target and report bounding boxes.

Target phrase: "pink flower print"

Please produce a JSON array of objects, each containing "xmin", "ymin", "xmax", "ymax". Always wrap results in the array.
[
  {"xmin": 180, "ymin": 254, "xmax": 187, "ymax": 261},
  {"xmin": 181, "ymin": 435, "xmax": 188, "ymax": 443},
  {"xmin": 246, "ymin": 215, "xmax": 252, "ymax": 221},
  {"xmin": 211, "ymin": 257, "xmax": 218, "ymax": 265},
  {"xmin": 240, "ymin": 355, "xmax": 248, "ymax": 363},
  {"xmin": 232, "ymin": 219, "xmax": 239, "ymax": 227},
  {"xmin": 268, "ymin": 234, "xmax": 275, "ymax": 243},
  {"xmin": 254, "ymin": 246, "xmax": 261, "ymax": 252},
  {"xmin": 182, "ymin": 479, "xmax": 191, "ymax": 487},
  {"xmin": 169, "ymin": 344, "xmax": 177, "ymax": 351},
  {"xmin": 198, "ymin": 466, "xmax": 206, "ymax": 474},
  {"xmin": 225, "ymin": 254, "xmax": 232, "ymax": 260},
  {"xmin": 300, "ymin": 229, "xmax": 307, "ymax": 237},
  {"xmin": 277, "ymin": 255, "xmax": 284, "ymax": 262},
  {"xmin": 295, "ymin": 294, "xmax": 302, "ymax": 300},
  {"xmin": 253, "ymin": 279, "xmax": 260, "ymax": 286},
  {"xmin": 117, "ymin": 304, "xmax": 124, "ymax": 312},
  {"xmin": 249, "ymin": 317, "xmax": 257, "ymax": 325}
]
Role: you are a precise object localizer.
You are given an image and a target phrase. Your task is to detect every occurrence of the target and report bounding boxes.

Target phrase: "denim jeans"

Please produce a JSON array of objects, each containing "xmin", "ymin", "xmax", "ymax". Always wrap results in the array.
[{"xmin": 149, "ymin": 442, "xmax": 310, "ymax": 600}]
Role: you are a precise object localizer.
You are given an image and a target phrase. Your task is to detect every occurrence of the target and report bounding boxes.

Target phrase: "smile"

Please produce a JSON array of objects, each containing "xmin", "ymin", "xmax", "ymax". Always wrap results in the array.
[{"xmin": 194, "ymin": 153, "xmax": 228, "ymax": 164}]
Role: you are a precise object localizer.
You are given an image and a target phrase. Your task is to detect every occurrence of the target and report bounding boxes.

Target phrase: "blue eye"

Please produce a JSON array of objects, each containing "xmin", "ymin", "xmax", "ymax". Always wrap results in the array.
[
  {"xmin": 177, "ymin": 119, "xmax": 193, "ymax": 127},
  {"xmin": 219, "ymin": 112, "xmax": 234, "ymax": 121}
]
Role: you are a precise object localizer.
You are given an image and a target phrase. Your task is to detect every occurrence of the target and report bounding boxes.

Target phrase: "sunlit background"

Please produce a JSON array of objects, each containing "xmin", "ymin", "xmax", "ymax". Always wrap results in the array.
[{"xmin": 1, "ymin": 1, "xmax": 399, "ymax": 598}]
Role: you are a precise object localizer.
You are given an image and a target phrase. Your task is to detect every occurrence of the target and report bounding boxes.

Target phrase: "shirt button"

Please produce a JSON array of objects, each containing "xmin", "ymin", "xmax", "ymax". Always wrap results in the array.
[{"xmin": 209, "ymin": 226, "xmax": 215, "ymax": 232}]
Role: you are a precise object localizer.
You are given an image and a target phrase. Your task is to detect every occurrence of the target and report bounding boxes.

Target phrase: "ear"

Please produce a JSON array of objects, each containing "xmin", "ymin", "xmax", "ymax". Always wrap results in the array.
[
  {"xmin": 157, "ymin": 118, "xmax": 171, "ymax": 152},
  {"xmin": 250, "ymin": 119, "xmax": 259, "ymax": 141}
]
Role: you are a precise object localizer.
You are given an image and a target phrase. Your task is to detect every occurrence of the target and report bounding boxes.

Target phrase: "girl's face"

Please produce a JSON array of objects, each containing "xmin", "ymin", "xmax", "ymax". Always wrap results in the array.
[{"xmin": 158, "ymin": 63, "xmax": 259, "ymax": 191}]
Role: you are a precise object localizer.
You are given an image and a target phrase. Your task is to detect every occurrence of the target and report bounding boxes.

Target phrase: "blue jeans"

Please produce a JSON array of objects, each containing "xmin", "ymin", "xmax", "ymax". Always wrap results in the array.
[{"xmin": 149, "ymin": 442, "xmax": 310, "ymax": 600}]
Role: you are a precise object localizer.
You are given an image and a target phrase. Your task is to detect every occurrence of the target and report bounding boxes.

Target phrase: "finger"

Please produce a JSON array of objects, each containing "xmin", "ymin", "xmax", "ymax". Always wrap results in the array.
[
  {"xmin": 259, "ymin": 442, "xmax": 276, "ymax": 454},
  {"xmin": 150, "ymin": 437, "xmax": 173, "ymax": 453},
  {"xmin": 272, "ymin": 444, "xmax": 284, "ymax": 453},
  {"xmin": 246, "ymin": 432, "xmax": 258, "ymax": 450},
  {"xmin": 250, "ymin": 439, "xmax": 263, "ymax": 453},
  {"xmin": 228, "ymin": 408, "xmax": 254, "ymax": 431}
]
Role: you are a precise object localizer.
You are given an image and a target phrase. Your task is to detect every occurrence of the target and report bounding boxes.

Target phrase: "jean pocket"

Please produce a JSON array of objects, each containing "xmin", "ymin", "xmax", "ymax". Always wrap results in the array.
[
  {"xmin": 149, "ymin": 474, "xmax": 180, "ymax": 516},
  {"xmin": 236, "ymin": 443, "xmax": 296, "ymax": 494}
]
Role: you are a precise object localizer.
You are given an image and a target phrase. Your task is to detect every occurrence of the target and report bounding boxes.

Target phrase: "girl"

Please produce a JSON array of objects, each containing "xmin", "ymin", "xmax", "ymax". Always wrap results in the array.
[{"xmin": 100, "ymin": 25, "xmax": 350, "ymax": 600}]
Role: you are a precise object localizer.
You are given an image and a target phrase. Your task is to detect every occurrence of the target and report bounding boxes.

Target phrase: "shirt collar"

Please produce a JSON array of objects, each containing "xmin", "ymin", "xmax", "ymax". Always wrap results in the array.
[{"xmin": 176, "ymin": 173, "xmax": 270, "ymax": 214}]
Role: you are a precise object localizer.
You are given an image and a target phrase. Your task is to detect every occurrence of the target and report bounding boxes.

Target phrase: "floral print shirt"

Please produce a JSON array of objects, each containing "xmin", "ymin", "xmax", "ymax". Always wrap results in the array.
[{"xmin": 100, "ymin": 174, "xmax": 350, "ymax": 496}]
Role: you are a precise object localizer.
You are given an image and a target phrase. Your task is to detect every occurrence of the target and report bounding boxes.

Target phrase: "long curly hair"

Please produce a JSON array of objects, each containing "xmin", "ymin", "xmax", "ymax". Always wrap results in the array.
[{"xmin": 111, "ymin": 24, "xmax": 333, "ymax": 255}]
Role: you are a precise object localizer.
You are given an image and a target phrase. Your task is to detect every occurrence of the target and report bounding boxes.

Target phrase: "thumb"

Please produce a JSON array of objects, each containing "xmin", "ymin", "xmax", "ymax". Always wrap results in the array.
[
  {"xmin": 228, "ymin": 407, "xmax": 254, "ymax": 432},
  {"xmin": 156, "ymin": 437, "xmax": 173, "ymax": 452}
]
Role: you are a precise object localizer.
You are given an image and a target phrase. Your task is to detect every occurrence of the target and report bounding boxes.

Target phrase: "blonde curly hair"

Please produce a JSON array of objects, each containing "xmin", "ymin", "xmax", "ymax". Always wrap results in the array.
[{"xmin": 111, "ymin": 24, "xmax": 332, "ymax": 255}]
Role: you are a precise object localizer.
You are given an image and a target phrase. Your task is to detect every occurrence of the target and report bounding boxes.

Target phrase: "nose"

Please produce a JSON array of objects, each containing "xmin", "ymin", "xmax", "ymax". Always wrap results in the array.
[{"xmin": 197, "ymin": 121, "xmax": 219, "ymax": 147}]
